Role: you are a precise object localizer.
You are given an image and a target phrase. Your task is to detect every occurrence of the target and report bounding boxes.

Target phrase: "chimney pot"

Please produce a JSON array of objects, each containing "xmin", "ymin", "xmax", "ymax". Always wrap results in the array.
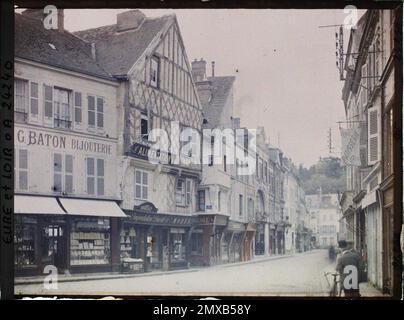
[
  {"xmin": 211, "ymin": 61, "xmax": 215, "ymax": 77},
  {"xmin": 57, "ymin": 9, "xmax": 64, "ymax": 32}
]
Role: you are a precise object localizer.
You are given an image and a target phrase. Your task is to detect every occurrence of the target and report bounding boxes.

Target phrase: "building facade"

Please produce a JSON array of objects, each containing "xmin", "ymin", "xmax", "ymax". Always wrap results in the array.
[
  {"xmin": 339, "ymin": 9, "xmax": 401, "ymax": 294},
  {"xmin": 14, "ymin": 10, "xmax": 127, "ymax": 276},
  {"xmin": 192, "ymin": 59, "xmax": 257, "ymax": 265},
  {"xmin": 75, "ymin": 10, "xmax": 204, "ymax": 272},
  {"xmin": 306, "ymin": 193, "xmax": 340, "ymax": 249}
]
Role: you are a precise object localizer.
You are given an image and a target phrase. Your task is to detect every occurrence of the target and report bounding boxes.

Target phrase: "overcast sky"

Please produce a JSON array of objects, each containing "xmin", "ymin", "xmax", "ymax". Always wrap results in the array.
[{"xmin": 59, "ymin": 9, "xmax": 360, "ymax": 167}]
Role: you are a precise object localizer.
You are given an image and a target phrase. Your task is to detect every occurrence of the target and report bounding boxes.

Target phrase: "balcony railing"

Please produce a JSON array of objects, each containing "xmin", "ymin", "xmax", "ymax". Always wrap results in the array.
[
  {"xmin": 14, "ymin": 110, "xmax": 27, "ymax": 123},
  {"xmin": 54, "ymin": 118, "xmax": 72, "ymax": 129}
]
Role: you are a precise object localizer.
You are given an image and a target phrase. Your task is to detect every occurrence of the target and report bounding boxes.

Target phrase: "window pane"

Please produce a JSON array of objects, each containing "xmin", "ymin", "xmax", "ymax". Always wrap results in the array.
[
  {"xmin": 142, "ymin": 186, "xmax": 148, "ymax": 200},
  {"xmin": 45, "ymin": 101, "xmax": 53, "ymax": 118},
  {"xmin": 97, "ymin": 159, "xmax": 104, "ymax": 177},
  {"xmin": 65, "ymin": 175, "xmax": 73, "ymax": 193},
  {"xmin": 30, "ymin": 82, "xmax": 38, "ymax": 98},
  {"xmin": 65, "ymin": 155, "xmax": 73, "ymax": 173},
  {"xmin": 88, "ymin": 96, "xmax": 95, "ymax": 111},
  {"xmin": 135, "ymin": 185, "xmax": 142, "ymax": 198},
  {"xmin": 54, "ymin": 173, "xmax": 62, "ymax": 192},
  {"xmin": 19, "ymin": 150, "xmax": 28, "ymax": 169},
  {"xmin": 75, "ymin": 107, "xmax": 82, "ymax": 123},
  {"xmin": 97, "ymin": 178, "xmax": 104, "ymax": 196},
  {"xmin": 142, "ymin": 172, "xmax": 148, "ymax": 185},
  {"xmin": 19, "ymin": 171, "xmax": 28, "ymax": 190},
  {"xmin": 54, "ymin": 153, "xmax": 62, "ymax": 172},
  {"xmin": 88, "ymin": 111, "xmax": 95, "ymax": 126},
  {"xmin": 74, "ymin": 92, "xmax": 82, "ymax": 106},
  {"xmin": 30, "ymin": 98, "xmax": 38, "ymax": 115},
  {"xmin": 87, "ymin": 158, "xmax": 94, "ymax": 175},
  {"xmin": 44, "ymin": 85, "xmax": 52, "ymax": 101},
  {"xmin": 135, "ymin": 170, "xmax": 142, "ymax": 184},
  {"xmin": 96, "ymin": 98, "xmax": 103, "ymax": 112},
  {"xmin": 97, "ymin": 112, "xmax": 104, "ymax": 128},
  {"xmin": 87, "ymin": 177, "xmax": 95, "ymax": 194}
]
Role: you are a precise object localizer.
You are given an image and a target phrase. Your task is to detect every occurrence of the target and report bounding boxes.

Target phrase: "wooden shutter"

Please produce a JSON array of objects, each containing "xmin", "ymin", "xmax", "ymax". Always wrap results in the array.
[
  {"xmin": 368, "ymin": 106, "xmax": 380, "ymax": 164},
  {"xmin": 30, "ymin": 82, "xmax": 38, "ymax": 116},
  {"xmin": 65, "ymin": 154, "xmax": 73, "ymax": 194},
  {"xmin": 74, "ymin": 92, "xmax": 82, "ymax": 124},
  {"xmin": 44, "ymin": 85, "xmax": 53, "ymax": 118}
]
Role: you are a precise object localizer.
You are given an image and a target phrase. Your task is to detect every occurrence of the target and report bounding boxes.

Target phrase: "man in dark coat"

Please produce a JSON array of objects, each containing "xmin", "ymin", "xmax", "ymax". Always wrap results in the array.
[{"xmin": 336, "ymin": 240, "xmax": 361, "ymax": 298}]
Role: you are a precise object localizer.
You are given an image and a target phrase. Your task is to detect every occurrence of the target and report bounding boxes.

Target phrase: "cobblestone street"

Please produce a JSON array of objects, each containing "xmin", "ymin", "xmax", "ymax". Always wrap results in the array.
[{"xmin": 16, "ymin": 250, "xmax": 344, "ymax": 297}]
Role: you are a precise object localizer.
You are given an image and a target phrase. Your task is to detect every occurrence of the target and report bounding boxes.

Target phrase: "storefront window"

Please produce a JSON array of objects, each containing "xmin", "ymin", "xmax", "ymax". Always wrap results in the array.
[
  {"xmin": 190, "ymin": 231, "xmax": 203, "ymax": 255},
  {"xmin": 70, "ymin": 217, "xmax": 111, "ymax": 265},
  {"xmin": 170, "ymin": 229, "xmax": 186, "ymax": 261},
  {"xmin": 120, "ymin": 226, "xmax": 138, "ymax": 259},
  {"xmin": 15, "ymin": 217, "xmax": 37, "ymax": 266}
]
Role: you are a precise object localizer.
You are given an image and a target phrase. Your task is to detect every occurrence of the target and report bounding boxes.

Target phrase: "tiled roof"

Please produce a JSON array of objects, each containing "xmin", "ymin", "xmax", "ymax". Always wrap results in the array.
[
  {"xmin": 74, "ymin": 15, "xmax": 172, "ymax": 76},
  {"xmin": 15, "ymin": 13, "xmax": 114, "ymax": 81},
  {"xmin": 200, "ymin": 76, "xmax": 235, "ymax": 129}
]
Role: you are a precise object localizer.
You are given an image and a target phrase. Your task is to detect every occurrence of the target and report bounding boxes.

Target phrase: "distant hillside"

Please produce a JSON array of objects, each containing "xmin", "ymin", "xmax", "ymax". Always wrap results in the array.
[{"xmin": 298, "ymin": 157, "xmax": 345, "ymax": 195}]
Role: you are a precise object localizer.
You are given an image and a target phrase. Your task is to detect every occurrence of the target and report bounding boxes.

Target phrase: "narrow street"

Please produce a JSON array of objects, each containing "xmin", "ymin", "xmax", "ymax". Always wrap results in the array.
[{"xmin": 16, "ymin": 250, "xmax": 337, "ymax": 297}]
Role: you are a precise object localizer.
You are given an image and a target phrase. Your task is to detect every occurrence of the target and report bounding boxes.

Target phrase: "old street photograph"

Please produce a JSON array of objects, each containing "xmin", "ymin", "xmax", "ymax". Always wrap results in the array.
[{"xmin": 12, "ymin": 7, "xmax": 401, "ymax": 297}]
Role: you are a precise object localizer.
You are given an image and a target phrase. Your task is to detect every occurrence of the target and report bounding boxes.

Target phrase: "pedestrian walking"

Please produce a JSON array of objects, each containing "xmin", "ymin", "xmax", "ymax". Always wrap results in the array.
[{"xmin": 336, "ymin": 240, "xmax": 362, "ymax": 298}]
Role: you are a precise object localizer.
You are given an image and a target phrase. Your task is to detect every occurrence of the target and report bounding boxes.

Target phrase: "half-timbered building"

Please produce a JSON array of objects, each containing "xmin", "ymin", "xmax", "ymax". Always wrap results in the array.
[{"xmin": 75, "ymin": 10, "xmax": 203, "ymax": 271}]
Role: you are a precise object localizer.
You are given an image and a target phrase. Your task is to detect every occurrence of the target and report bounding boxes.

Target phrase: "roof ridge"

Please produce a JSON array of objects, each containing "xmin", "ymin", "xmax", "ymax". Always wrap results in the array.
[{"xmin": 73, "ymin": 14, "xmax": 173, "ymax": 36}]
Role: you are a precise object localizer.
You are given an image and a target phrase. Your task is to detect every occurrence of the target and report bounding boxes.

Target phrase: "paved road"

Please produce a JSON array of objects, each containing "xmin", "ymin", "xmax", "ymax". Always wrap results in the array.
[{"xmin": 16, "ymin": 249, "xmax": 336, "ymax": 297}]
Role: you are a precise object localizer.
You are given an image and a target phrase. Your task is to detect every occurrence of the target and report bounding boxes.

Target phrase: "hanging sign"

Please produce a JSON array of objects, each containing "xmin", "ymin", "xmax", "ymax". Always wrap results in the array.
[{"xmin": 340, "ymin": 125, "xmax": 361, "ymax": 166}]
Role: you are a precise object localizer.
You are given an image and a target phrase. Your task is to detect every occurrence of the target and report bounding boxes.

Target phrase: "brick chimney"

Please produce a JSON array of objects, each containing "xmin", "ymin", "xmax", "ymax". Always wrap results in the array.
[
  {"xmin": 117, "ymin": 10, "xmax": 146, "ymax": 32},
  {"xmin": 57, "ymin": 9, "xmax": 64, "ymax": 32},
  {"xmin": 191, "ymin": 58, "xmax": 207, "ymax": 82}
]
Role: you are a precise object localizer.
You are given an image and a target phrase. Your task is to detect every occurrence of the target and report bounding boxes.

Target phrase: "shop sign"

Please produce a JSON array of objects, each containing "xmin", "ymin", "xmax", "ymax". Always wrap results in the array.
[
  {"xmin": 195, "ymin": 215, "xmax": 215, "ymax": 225},
  {"xmin": 127, "ymin": 143, "xmax": 173, "ymax": 164},
  {"xmin": 133, "ymin": 202, "xmax": 158, "ymax": 214},
  {"xmin": 227, "ymin": 221, "xmax": 245, "ymax": 232},
  {"xmin": 128, "ymin": 212, "xmax": 192, "ymax": 226},
  {"xmin": 215, "ymin": 215, "xmax": 228, "ymax": 226},
  {"xmin": 15, "ymin": 126, "xmax": 113, "ymax": 155}
]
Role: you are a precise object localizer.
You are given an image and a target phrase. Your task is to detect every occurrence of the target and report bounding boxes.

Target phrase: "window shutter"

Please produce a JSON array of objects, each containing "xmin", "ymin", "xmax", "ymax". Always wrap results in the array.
[
  {"xmin": 367, "ymin": 106, "xmax": 380, "ymax": 164},
  {"xmin": 53, "ymin": 153, "xmax": 62, "ymax": 192},
  {"xmin": 361, "ymin": 64, "xmax": 367, "ymax": 107},
  {"xmin": 96, "ymin": 97, "xmax": 104, "ymax": 128},
  {"xmin": 74, "ymin": 92, "xmax": 82, "ymax": 123},
  {"xmin": 44, "ymin": 85, "xmax": 53, "ymax": 118},
  {"xmin": 65, "ymin": 154, "xmax": 73, "ymax": 193},
  {"xmin": 88, "ymin": 95, "xmax": 95, "ymax": 126},
  {"xmin": 86, "ymin": 157, "xmax": 95, "ymax": 195},
  {"xmin": 30, "ymin": 82, "xmax": 38, "ymax": 116}
]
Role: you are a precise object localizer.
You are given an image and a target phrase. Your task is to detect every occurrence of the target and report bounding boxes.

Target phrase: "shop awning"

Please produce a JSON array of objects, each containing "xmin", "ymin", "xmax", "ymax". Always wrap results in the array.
[
  {"xmin": 59, "ymin": 198, "xmax": 127, "ymax": 218},
  {"xmin": 14, "ymin": 195, "xmax": 66, "ymax": 215}
]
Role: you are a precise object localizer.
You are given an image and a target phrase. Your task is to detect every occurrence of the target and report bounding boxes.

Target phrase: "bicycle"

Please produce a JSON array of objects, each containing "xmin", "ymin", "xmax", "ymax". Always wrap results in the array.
[{"xmin": 324, "ymin": 271, "xmax": 342, "ymax": 297}]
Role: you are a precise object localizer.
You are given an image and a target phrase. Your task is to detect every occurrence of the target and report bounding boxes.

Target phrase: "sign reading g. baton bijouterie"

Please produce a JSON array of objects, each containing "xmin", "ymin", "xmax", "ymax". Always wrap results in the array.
[{"xmin": 15, "ymin": 125, "xmax": 114, "ymax": 155}]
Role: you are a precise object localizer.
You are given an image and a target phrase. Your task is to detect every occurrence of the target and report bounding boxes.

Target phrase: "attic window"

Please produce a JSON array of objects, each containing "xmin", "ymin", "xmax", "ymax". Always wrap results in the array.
[{"xmin": 49, "ymin": 43, "xmax": 56, "ymax": 50}]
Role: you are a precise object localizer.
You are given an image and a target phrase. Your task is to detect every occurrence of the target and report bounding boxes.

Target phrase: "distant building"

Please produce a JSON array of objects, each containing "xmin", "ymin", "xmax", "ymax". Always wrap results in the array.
[{"xmin": 306, "ymin": 193, "xmax": 340, "ymax": 248}]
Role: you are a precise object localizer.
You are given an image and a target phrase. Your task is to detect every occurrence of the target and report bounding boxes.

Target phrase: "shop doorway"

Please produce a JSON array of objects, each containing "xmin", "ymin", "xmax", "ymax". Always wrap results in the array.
[{"xmin": 41, "ymin": 224, "xmax": 66, "ymax": 273}]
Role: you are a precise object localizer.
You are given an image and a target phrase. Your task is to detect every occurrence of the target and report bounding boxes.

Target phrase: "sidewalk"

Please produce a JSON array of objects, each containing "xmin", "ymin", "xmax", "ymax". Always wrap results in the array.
[
  {"xmin": 15, "ymin": 252, "xmax": 298, "ymax": 285},
  {"xmin": 359, "ymin": 282, "xmax": 387, "ymax": 298}
]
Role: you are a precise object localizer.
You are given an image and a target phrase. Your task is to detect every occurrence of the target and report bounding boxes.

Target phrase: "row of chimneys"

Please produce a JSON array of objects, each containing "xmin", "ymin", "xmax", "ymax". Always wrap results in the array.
[
  {"xmin": 21, "ymin": 8, "xmax": 147, "ymax": 33},
  {"xmin": 191, "ymin": 58, "xmax": 215, "ymax": 82}
]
